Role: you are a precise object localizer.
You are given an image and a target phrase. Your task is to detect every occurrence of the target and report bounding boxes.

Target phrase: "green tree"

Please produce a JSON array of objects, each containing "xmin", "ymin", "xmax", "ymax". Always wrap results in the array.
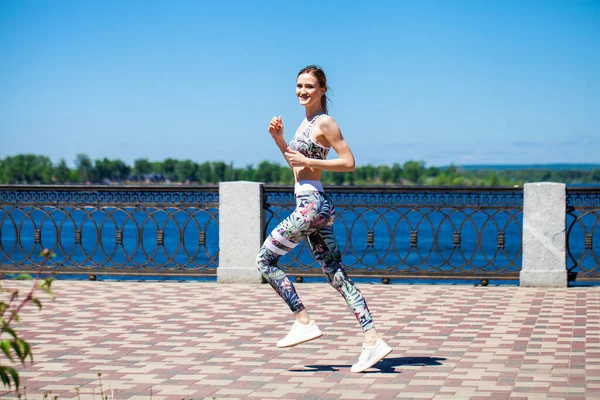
[
  {"xmin": 240, "ymin": 164, "xmax": 256, "ymax": 181},
  {"xmin": 255, "ymin": 161, "xmax": 280, "ymax": 183},
  {"xmin": 162, "ymin": 158, "xmax": 179, "ymax": 181},
  {"xmin": 92, "ymin": 158, "xmax": 113, "ymax": 182},
  {"xmin": 489, "ymin": 171, "xmax": 500, "ymax": 186},
  {"xmin": 0, "ymin": 159, "xmax": 5, "ymax": 183},
  {"xmin": 379, "ymin": 165, "xmax": 392, "ymax": 184},
  {"xmin": 344, "ymin": 171, "xmax": 356, "ymax": 186},
  {"xmin": 25, "ymin": 155, "xmax": 53, "ymax": 183},
  {"xmin": 279, "ymin": 167, "xmax": 294, "ymax": 184},
  {"xmin": 0, "ymin": 155, "xmax": 53, "ymax": 184},
  {"xmin": 2, "ymin": 153, "xmax": 600, "ymax": 186},
  {"xmin": 0, "ymin": 156, "xmax": 23, "ymax": 183},
  {"xmin": 176, "ymin": 160, "xmax": 198, "ymax": 182},
  {"xmin": 196, "ymin": 162, "xmax": 213, "ymax": 184},
  {"xmin": 133, "ymin": 158, "xmax": 153, "ymax": 176},
  {"xmin": 111, "ymin": 159, "xmax": 131, "ymax": 181},
  {"xmin": 213, "ymin": 162, "xmax": 227, "ymax": 182},
  {"xmin": 364, "ymin": 165, "xmax": 377, "ymax": 183},
  {"xmin": 69, "ymin": 169, "xmax": 80, "ymax": 182},
  {"xmin": 55, "ymin": 159, "xmax": 71, "ymax": 183},
  {"xmin": 391, "ymin": 163, "xmax": 403, "ymax": 183},
  {"xmin": 403, "ymin": 161, "xmax": 425, "ymax": 184},
  {"xmin": 224, "ymin": 162, "xmax": 237, "ymax": 182},
  {"xmin": 75, "ymin": 154, "xmax": 93, "ymax": 183},
  {"xmin": 427, "ymin": 166, "xmax": 441, "ymax": 178},
  {"xmin": 332, "ymin": 172, "xmax": 345, "ymax": 185}
]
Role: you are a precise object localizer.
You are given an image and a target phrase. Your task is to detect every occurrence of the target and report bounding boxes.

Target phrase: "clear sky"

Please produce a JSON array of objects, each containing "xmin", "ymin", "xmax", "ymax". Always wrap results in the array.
[{"xmin": 1, "ymin": 0, "xmax": 598, "ymax": 168}]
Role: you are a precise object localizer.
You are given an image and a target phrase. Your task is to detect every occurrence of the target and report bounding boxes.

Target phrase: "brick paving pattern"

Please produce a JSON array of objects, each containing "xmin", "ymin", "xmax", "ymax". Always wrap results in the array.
[{"xmin": 0, "ymin": 281, "xmax": 598, "ymax": 399}]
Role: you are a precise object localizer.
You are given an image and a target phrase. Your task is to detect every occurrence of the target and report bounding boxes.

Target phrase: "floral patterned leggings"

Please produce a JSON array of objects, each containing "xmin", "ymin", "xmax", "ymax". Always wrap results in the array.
[{"xmin": 255, "ymin": 189, "xmax": 375, "ymax": 332}]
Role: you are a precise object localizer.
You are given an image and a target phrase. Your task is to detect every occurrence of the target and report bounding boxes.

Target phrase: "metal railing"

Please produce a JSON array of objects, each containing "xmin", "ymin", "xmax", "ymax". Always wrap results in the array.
[
  {"xmin": 0, "ymin": 185, "xmax": 219, "ymax": 277},
  {"xmin": 4, "ymin": 184, "xmax": 595, "ymax": 283},
  {"xmin": 566, "ymin": 187, "xmax": 600, "ymax": 281},
  {"xmin": 263, "ymin": 186, "xmax": 524, "ymax": 281}
]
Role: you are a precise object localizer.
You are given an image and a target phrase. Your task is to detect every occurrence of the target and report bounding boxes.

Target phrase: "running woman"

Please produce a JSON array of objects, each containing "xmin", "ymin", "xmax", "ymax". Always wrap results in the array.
[{"xmin": 255, "ymin": 65, "xmax": 392, "ymax": 373}]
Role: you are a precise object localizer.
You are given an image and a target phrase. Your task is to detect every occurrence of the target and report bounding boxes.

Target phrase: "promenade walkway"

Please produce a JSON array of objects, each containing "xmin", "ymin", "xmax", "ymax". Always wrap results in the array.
[{"xmin": 1, "ymin": 280, "xmax": 598, "ymax": 399}]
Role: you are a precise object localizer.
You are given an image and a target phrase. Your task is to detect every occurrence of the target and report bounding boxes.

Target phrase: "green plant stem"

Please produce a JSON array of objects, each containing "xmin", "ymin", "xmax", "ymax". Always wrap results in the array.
[{"xmin": 5, "ymin": 256, "xmax": 48, "ymax": 326}]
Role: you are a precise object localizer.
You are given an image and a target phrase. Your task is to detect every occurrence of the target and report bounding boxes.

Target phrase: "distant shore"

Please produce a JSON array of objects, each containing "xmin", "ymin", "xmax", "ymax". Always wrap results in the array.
[
  {"xmin": 2, "ymin": 154, "xmax": 600, "ymax": 186},
  {"xmin": 458, "ymin": 163, "xmax": 600, "ymax": 171}
]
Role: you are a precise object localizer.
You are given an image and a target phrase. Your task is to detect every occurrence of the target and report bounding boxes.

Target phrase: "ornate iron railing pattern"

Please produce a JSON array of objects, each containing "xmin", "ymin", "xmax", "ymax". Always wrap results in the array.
[
  {"xmin": 0, "ymin": 185, "xmax": 219, "ymax": 276},
  {"xmin": 6, "ymin": 184, "xmax": 595, "ymax": 282},
  {"xmin": 263, "ymin": 186, "xmax": 524, "ymax": 280},
  {"xmin": 566, "ymin": 187, "xmax": 600, "ymax": 281}
]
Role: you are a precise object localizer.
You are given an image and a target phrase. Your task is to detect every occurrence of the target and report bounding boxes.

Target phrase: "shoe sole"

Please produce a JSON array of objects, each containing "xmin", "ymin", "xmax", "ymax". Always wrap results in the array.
[
  {"xmin": 352, "ymin": 347, "xmax": 393, "ymax": 373},
  {"xmin": 276, "ymin": 332, "xmax": 323, "ymax": 348}
]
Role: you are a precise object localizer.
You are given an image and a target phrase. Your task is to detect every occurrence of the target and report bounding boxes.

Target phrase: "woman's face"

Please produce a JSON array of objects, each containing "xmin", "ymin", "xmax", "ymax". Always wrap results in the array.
[{"xmin": 296, "ymin": 73, "xmax": 325, "ymax": 108}]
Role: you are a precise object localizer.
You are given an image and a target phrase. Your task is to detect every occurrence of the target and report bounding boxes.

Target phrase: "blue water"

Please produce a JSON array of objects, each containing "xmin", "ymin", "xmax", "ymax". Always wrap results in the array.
[
  {"xmin": 0, "ymin": 204, "xmax": 524, "ymax": 281},
  {"xmin": 1, "ymin": 203, "xmax": 597, "ymax": 284},
  {"xmin": 0, "ymin": 206, "xmax": 219, "ymax": 271},
  {"xmin": 265, "ymin": 206, "xmax": 524, "ymax": 275}
]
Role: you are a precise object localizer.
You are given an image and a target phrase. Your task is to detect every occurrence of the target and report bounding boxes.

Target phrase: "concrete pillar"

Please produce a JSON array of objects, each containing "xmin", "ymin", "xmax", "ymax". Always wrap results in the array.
[
  {"xmin": 520, "ymin": 182, "xmax": 568, "ymax": 287},
  {"xmin": 217, "ymin": 181, "xmax": 264, "ymax": 283}
]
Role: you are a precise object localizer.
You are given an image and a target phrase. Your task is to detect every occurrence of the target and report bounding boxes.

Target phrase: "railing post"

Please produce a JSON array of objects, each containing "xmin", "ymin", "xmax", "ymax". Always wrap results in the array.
[
  {"xmin": 217, "ymin": 181, "xmax": 264, "ymax": 283},
  {"xmin": 520, "ymin": 182, "xmax": 568, "ymax": 287}
]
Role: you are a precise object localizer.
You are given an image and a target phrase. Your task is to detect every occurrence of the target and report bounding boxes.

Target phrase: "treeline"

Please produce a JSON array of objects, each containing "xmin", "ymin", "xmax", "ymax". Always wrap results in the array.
[{"xmin": 1, "ymin": 154, "xmax": 600, "ymax": 186}]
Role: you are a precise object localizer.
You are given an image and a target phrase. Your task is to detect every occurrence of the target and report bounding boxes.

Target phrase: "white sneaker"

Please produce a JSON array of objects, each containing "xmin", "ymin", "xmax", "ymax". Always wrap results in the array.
[
  {"xmin": 351, "ymin": 339, "xmax": 393, "ymax": 372},
  {"xmin": 276, "ymin": 320, "xmax": 323, "ymax": 348}
]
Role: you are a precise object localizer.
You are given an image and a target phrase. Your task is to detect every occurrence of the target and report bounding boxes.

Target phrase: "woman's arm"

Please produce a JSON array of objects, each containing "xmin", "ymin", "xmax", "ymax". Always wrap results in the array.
[
  {"xmin": 285, "ymin": 116, "xmax": 355, "ymax": 172},
  {"xmin": 269, "ymin": 116, "xmax": 292, "ymax": 167}
]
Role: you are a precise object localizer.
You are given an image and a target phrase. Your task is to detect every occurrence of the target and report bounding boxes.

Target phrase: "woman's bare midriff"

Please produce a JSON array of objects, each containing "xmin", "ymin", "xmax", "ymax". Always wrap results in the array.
[{"xmin": 294, "ymin": 167, "xmax": 322, "ymax": 183}]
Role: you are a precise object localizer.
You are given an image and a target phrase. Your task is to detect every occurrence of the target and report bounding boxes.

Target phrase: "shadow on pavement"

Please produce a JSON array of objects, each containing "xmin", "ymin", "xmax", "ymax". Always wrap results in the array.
[{"xmin": 290, "ymin": 356, "xmax": 446, "ymax": 373}]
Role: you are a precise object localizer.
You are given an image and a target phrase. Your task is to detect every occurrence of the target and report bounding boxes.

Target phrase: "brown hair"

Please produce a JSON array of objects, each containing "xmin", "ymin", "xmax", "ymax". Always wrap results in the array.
[{"xmin": 297, "ymin": 65, "xmax": 330, "ymax": 114}]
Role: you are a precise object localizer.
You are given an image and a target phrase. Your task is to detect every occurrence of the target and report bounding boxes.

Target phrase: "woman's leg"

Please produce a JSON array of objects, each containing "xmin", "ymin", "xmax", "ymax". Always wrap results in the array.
[
  {"xmin": 307, "ymin": 226, "xmax": 376, "ymax": 334},
  {"xmin": 256, "ymin": 191, "xmax": 326, "ymax": 347},
  {"xmin": 308, "ymin": 225, "xmax": 392, "ymax": 371},
  {"xmin": 256, "ymin": 216, "xmax": 306, "ymax": 315},
  {"xmin": 256, "ymin": 192, "xmax": 325, "ymax": 315}
]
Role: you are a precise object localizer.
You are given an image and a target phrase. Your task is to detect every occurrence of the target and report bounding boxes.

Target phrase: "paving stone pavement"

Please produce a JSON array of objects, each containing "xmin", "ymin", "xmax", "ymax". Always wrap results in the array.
[{"xmin": 0, "ymin": 280, "xmax": 598, "ymax": 400}]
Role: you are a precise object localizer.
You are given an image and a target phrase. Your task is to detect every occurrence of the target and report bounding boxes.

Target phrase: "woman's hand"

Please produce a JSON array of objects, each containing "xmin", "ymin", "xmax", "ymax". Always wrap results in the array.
[
  {"xmin": 268, "ymin": 116, "xmax": 284, "ymax": 140},
  {"xmin": 285, "ymin": 147, "xmax": 310, "ymax": 168}
]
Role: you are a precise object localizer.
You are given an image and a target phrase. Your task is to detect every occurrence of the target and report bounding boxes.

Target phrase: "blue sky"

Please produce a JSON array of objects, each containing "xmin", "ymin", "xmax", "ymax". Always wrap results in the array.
[{"xmin": 1, "ymin": 0, "xmax": 598, "ymax": 168}]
